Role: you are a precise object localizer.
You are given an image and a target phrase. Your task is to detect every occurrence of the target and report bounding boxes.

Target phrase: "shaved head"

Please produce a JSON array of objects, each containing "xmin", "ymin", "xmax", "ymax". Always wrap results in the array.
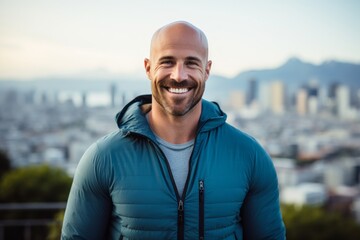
[
  {"xmin": 149, "ymin": 21, "xmax": 209, "ymax": 61},
  {"xmin": 144, "ymin": 21, "xmax": 212, "ymax": 119}
]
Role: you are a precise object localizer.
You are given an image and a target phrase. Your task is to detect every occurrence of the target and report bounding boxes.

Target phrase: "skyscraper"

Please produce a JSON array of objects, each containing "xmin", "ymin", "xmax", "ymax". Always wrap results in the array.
[
  {"xmin": 297, "ymin": 87, "xmax": 307, "ymax": 116},
  {"xmin": 110, "ymin": 83, "xmax": 117, "ymax": 108},
  {"xmin": 271, "ymin": 81, "xmax": 285, "ymax": 114},
  {"xmin": 82, "ymin": 92, "xmax": 87, "ymax": 108},
  {"xmin": 307, "ymin": 79, "xmax": 319, "ymax": 98},
  {"xmin": 336, "ymin": 85, "xmax": 351, "ymax": 118},
  {"xmin": 307, "ymin": 80, "xmax": 319, "ymax": 115},
  {"xmin": 258, "ymin": 82, "xmax": 271, "ymax": 112},
  {"xmin": 247, "ymin": 78, "xmax": 257, "ymax": 106}
]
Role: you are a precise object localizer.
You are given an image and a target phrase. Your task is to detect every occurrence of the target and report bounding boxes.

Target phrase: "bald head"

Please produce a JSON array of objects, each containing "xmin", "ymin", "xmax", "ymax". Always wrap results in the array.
[
  {"xmin": 144, "ymin": 21, "xmax": 212, "ymax": 118},
  {"xmin": 149, "ymin": 21, "xmax": 209, "ymax": 61}
]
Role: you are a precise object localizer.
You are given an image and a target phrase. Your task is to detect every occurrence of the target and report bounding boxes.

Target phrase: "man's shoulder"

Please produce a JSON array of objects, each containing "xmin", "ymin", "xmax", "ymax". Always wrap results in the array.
[
  {"xmin": 94, "ymin": 129, "xmax": 133, "ymax": 152},
  {"xmin": 221, "ymin": 122, "xmax": 257, "ymax": 143},
  {"xmin": 78, "ymin": 129, "xmax": 141, "ymax": 169},
  {"xmin": 218, "ymin": 122, "xmax": 268, "ymax": 155}
]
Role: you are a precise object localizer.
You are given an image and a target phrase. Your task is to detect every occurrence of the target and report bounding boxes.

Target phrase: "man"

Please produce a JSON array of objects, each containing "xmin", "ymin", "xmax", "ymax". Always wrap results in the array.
[{"xmin": 62, "ymin": 21, "xmax": 286, "ymax": 239}]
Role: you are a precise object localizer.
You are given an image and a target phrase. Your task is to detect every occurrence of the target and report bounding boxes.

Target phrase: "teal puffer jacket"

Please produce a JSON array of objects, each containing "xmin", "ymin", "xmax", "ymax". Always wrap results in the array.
[{"xmin": 62, "ymin": 95, "xmax": 286, "ymax": 240}]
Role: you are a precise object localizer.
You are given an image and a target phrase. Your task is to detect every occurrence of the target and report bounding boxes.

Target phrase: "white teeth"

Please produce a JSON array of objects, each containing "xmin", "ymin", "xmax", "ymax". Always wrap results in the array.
[{"xmin": 168, "ymin": 88, "xmax": 189, "ymax": 94}]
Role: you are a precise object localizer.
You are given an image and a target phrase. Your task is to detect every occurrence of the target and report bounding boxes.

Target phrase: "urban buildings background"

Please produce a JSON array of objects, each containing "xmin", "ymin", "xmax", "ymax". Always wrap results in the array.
[
  {"xmin": 1, "ymin": 57, "xmax": 360, "ymax": 226},
  {"xmin": 1, "ymin": 1, "xmax": 359, "ymax": 238}
]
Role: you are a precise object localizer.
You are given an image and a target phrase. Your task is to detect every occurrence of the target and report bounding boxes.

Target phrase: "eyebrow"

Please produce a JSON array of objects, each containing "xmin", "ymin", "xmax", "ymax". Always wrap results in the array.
[
  {"xmin": 158, "ymin": 56, "xmax": 174, "ymax": 62},
  {"xmin": 186, "ymin": 56, "xmax": 202, "ymax": 63},
  {"xmin": 158, "ymin": 56, "xmax": 202, "ymax": 63}
]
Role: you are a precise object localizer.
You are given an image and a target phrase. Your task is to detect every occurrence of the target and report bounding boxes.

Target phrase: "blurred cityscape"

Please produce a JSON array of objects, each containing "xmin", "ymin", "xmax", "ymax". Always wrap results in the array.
[{"xmin": 1, "ymin": 58, "xmax": 360, "ymax": 227}]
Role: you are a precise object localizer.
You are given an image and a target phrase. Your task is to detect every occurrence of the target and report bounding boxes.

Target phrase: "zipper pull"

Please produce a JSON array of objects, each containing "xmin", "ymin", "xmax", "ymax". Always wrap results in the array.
[
  {"xmin": 199, "ymin": 180, "xmax": 204, "ymax": 193},
  {"xmin": 178, "ymin": 200, "xmax": 184, "ymax": 224},
  {"xmin": 199, "ymin": 180, "xmax": 205, "ymax": 240},
  {"xmin": 178, "ymin": 199, "xmax": 184, "ymax": 211}
]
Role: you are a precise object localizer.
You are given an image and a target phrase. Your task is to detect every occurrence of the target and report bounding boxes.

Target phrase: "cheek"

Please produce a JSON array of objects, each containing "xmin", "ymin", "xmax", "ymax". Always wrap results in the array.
[
  {"xmin": 193, "ymin": 68, "xmax": 207, "ymax": 78},
  {"xmin": 153, "ymin": 68, "xmax": 170, "ymax": 81},
  {"xmin": 193, "ymin": 71, "xmax": 207, "ymax": 84}
]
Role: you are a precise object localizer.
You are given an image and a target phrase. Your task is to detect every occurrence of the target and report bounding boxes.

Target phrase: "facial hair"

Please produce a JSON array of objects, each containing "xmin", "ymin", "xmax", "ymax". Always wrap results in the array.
[{"xmin": 152, "ymin": 78, "xmax": 205, "ymax": 116}]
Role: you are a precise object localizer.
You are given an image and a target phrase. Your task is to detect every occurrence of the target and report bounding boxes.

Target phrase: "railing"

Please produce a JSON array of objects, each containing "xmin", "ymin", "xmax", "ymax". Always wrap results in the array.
[{"xmin": 0, "ymin": 202, "xmax": 66, "ymax": 240}]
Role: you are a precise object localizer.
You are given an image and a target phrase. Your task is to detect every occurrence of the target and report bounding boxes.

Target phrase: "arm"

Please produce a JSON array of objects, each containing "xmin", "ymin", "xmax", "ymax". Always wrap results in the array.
[
  {"xmin": 240, "ymin": 146, "xmax": 286, "ymax": 240},
  {"xmin": 61, "ymin": 143, "xmax": 112, "ymax": 240}
]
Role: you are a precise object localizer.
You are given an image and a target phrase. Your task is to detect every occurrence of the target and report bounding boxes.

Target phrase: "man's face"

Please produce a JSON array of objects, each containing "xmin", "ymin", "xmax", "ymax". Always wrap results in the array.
[{"xmin": 145, "ymin": 24, "xmax": 212, "ymax": 116}]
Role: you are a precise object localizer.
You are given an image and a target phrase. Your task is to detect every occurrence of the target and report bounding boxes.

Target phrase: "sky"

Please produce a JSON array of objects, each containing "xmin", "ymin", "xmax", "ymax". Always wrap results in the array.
[{"xmin": 0, "ymin": 0, "xmax": 359, "ymax": 80}]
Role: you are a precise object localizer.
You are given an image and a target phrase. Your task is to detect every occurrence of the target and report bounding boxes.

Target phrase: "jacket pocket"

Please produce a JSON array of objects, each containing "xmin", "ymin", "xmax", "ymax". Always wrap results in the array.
[{"xmin": 199, "ymin": 180, "xmax": 205, "ymax": 240}]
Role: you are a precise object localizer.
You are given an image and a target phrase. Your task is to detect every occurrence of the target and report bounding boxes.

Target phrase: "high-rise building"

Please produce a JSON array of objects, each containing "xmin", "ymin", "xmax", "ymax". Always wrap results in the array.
[
  {"xmin": 296, "ymin": 88, "xmax": 307, "ymax": 116},
  {"xmin": 307, "ymin": 79, "xmax": 319, "ymax": 98},
  {"xmin": 110, "ymin": 83, "xmax": 117, "ymax": 108},
  {"xmin": 336, "ymin": 85, "xmax": 351, "ymax": 118},
  {"xmin": 247, "ymin": 78, "xmax": 257, "ymax": 106},
  {"xmin": 82, "ymin": 92, "xmax": 87, "ymax": 108},
  {"xmin": 306, "ymin": 80, "xmax": 319, "ymax": 115},
  {"xmin": 318, "ymin": 87, "xmax": 328, "ymax": 107},
  {"xmin": 271, "ymin": 81, "xmax": 285, "ymax": 114},
  {"xmin": 329, "ymin": 82, "xmax": 340, "ymax": 100},
  {"xmin": 258, "ymin": 83, "xmax": 271, "ymax": 112},
  {"xmin": 328, "ymin": 82, "xmax": 340, "ymax": 115}
]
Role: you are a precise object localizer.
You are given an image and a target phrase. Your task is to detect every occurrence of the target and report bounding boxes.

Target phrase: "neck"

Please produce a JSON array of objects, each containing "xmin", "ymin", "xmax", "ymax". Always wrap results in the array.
[{"xmin": 148, "ymin": 100, "xmax": 201, "ymax": 144}]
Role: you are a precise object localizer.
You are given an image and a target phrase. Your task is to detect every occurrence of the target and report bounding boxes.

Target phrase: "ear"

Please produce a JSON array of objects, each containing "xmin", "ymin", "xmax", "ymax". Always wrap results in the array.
[
  {"xmin": 204, "ymin": 60, "xmax": 212, "ymax": 81},
  {"xmin": 144, "ymin": 58, "xmax": 151, "ymax": 80}
]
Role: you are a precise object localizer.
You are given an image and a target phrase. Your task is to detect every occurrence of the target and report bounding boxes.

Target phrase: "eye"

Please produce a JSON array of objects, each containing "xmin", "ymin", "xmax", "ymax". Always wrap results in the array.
[
  {"xmin": 186, "ymin": 61, "xmax": 199, "ymax": 67},
  {"xmin": 160, "ymin": 60, "xmax": 174, "ymax": 66},
  {"xmin": 185, "ymin": 58, "xmax": 202, "ymax": 67}
]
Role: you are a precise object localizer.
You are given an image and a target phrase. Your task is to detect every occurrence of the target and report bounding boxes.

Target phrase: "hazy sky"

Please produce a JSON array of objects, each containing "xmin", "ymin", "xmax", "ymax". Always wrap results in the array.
[{"xmin": 0, "ymin": 0, "xmax": 359, "ymax": 80}]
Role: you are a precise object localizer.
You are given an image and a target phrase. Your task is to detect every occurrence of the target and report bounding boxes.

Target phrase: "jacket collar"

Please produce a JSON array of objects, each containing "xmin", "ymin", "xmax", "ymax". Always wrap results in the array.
[{"xmin": 115, "ymin": 94, "xmax": 227, "ymax": 140}]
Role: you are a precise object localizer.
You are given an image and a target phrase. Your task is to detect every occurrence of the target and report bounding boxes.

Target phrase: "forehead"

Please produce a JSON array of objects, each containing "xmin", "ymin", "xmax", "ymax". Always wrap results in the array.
[{"xmin": 150, "ymin": 23, "xmax": 208, "ymax": 60}]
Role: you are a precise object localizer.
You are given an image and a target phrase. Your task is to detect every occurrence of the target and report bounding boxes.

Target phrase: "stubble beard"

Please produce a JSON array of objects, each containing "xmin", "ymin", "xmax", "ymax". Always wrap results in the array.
[{"xmin": 152, "ymin": 79, "xmax": 205, "ymax": 117}]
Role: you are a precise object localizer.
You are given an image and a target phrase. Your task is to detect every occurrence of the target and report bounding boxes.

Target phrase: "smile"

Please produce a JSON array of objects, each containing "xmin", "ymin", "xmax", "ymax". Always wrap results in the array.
[{"xmin": 167, "ymin": 88, "xmax": 190, "ymax": 94}]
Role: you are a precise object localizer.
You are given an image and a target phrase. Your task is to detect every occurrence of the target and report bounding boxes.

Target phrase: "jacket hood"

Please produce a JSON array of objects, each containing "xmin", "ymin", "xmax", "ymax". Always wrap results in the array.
[{"xmin": 115, "ymin": 95, "xmax": 227, "ymax": 139}]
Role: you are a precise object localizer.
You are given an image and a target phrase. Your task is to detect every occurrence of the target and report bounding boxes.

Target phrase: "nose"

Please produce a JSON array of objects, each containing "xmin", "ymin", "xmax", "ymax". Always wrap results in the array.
[{"xmin": 171, "ymin": 63, "xmax": 188, "ymax": 82}]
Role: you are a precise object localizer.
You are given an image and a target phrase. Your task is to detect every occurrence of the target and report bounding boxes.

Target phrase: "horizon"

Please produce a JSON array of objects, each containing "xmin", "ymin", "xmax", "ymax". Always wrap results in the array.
[
  {"xmin": 0, "ymin": 56, "xmax": 359, "ymax": 82},
  {"xmin": 1, "ymin": 1, "xmax": 359, "ymax": 80}
]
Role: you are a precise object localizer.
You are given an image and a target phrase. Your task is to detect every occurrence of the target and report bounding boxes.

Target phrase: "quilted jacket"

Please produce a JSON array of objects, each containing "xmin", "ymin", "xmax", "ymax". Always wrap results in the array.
[{"xmin": 61, "ymin": 95, "xmax": 286, "ymax": 240}]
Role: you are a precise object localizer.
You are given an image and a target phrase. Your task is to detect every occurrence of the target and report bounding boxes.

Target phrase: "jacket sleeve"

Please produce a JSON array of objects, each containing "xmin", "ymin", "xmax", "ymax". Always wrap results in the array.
[
  {"xmin": 61, "ymin": 143, "xmax": 112, "ymax": 240},
  {"xmin": 240, "ymin": 145, "xmax": 286, "ymax": 240}
]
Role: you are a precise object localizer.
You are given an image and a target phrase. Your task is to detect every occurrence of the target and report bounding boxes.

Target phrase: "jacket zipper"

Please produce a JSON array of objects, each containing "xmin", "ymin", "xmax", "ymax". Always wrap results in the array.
[
  {"xmin": 126, "ymin": 110, "xmax": 209, "ymax": 239},
  {"xmin": 199, "ymin": 180, "xmax": 205, "ymax": 240},
  {"xmin": 177, "ymin": 140, "xmax": 197, "ymax": 240},
  {"xmin": 178, "ymin": 199, "xmax": 184, "ymax": 239},
  {"xmin": 147, "ymin": 137, "xmax": 189, "ymax": 240},
  {"xmin": 139, "ymin": 131, "xmax": 202, "ymax": 240}
]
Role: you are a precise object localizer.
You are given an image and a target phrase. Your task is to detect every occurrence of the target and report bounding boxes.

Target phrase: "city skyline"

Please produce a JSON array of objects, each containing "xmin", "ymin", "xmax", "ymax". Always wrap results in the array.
[{"xmin": 0, "ymin": 0, "xmax": 359, "ymax": 80}]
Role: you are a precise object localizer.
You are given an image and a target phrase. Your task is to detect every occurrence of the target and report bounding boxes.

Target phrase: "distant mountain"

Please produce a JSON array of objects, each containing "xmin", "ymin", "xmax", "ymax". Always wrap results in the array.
[
  {"xmin": 1, "ymin": 57, "xmax": 359, "ymax": 101},
  {"xmin": 208, "ymin": 58, "xmax": 360, "ymax": 94}
]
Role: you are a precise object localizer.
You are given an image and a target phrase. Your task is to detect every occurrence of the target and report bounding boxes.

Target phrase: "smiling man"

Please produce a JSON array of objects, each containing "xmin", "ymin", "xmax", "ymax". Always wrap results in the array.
[
  {"xmin": 144, "ymin": 22, "xmax": 211, "ymax": 144},
  {"xmin": 62, "ymin": 21, "xmax": 286, "ymax": 240}
]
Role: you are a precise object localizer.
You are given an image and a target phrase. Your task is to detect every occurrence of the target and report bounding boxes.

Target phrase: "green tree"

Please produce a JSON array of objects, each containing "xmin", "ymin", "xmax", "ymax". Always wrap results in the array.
[
  {"xmin": 0, "ymin": 164, "xmax": 72, "ymax": 202},
  {"xmin": 0, "ymin": 165, "xmax": 72, "ymax": 240},
  {"xmin": 282, "ymin": 204, "xmax": 360, "ymax": 240}
]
